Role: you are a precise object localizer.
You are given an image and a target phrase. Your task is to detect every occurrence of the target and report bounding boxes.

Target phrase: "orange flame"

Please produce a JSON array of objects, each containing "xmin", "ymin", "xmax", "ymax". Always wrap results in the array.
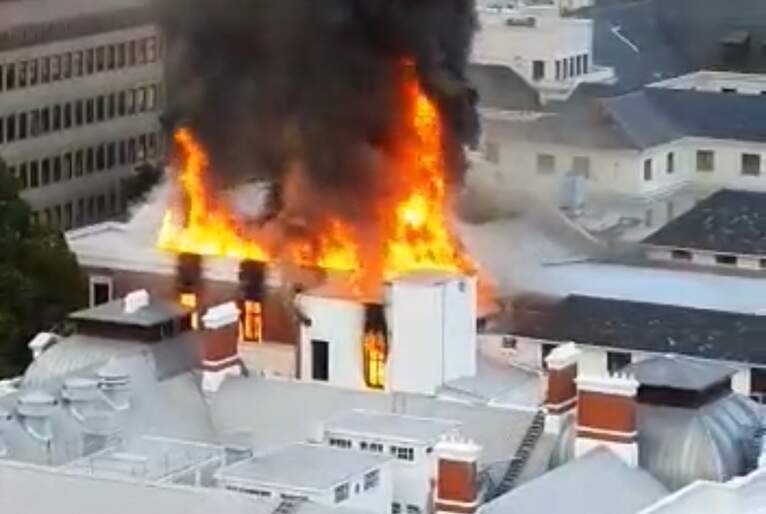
[
  {"xmin": 158, "ymin": 128, "xmax": 270, "ymax": 261},
  {"xmin": 382, "ymin": 78, "xmax": 473, "ymax": 278},
  {"xmin": 157, "ymin": 72, "xmax": 473, "ymax": 284}
]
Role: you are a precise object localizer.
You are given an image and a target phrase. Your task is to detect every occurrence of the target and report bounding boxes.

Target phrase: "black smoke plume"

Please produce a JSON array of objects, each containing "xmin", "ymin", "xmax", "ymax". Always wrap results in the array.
[{"xmin": 156, "ymin": 0, "xmax": 479, "ymax": 220}]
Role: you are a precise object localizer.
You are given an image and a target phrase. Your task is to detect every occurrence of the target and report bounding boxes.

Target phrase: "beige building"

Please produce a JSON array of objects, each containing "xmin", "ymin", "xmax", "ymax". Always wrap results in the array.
[{"xmin": 0, "ymin": 0, "xmax": 164, "ymax": 230}]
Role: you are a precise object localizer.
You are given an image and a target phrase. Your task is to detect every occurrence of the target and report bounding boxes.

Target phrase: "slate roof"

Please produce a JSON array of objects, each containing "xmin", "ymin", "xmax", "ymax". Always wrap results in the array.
[
  {"xmin": 467, "ymin": 64, "xmax": 541, "ymax": 112},
  {"xmin": 643, "ymin": 190, "xmax": 766, "ymax": 255},
  {"xmin": 624, "ymin": 355, "xmax": 736, "ymax": 392},
  {"xmin": 69, "ymin": 298, "xmax": 190, "ymax": 327},
  {"xmin": 602, "ymin": 88, "xmax": 766, "ymax": 148},
  {"xmin": 512, "ymin": 294, "xmax": 766, "ymax": 366},
  {"xmin": 585, "ymin": 0, "xmax": 766, "ymax": 95}
]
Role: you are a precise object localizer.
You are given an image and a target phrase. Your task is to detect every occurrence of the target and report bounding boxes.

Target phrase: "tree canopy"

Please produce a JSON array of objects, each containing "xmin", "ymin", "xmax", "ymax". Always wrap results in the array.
[{"xmin": 0, "ymin": 157, "xmax": 85, "ymax": 377}]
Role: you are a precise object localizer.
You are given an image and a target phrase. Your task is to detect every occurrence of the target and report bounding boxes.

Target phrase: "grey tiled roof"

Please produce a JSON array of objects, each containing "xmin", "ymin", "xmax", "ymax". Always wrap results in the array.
[{"xmin": 643, "ymin": 190, "xmax": 766, "ymax": 255}]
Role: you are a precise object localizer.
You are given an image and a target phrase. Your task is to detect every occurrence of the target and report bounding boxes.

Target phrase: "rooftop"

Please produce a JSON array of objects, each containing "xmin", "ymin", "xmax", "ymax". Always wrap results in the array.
[
  {"xmin": 483, "ymin": 447, "xmax": 668, "ymax": 514},
  {"xmin": 217, "ymin": 443, "xmax": 388, "ymax": 491},
  {"xmin": 322, "ymin": 410, "xmax": 460, "ymax": 445},
  {"xmin": 515, "ymin": 294, "xmax": 766, "ymax": 366},
  {"xmin": 643, "ymin": 190, "xmax": 766, "ymax": 256},
  {"xmin": 624, "ymin": 355, "xmax": 737, "ymax": 392},
  {"xmin": 68, "ymin": 298, "xmax": 190, "ymax": 328}
]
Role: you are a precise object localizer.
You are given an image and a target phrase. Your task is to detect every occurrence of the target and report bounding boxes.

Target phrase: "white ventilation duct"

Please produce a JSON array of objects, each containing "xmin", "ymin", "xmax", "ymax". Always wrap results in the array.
[
  {"xmin": 123, "ymin": 289, "xmax": 150, "ymax": 314},
  {"xmin": 17, "ymin": 391, "xmax": 57, "ymax": 443},
  {"xmin": 97, "ymin": 359, "xmax": 131, "ymax": 411},
  {"xmin": 62, "ymin": 378, "xmax": 100, "ymax": 422}
]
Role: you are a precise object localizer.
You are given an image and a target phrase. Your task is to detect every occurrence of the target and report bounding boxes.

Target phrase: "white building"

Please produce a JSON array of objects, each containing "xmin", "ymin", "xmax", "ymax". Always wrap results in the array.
[
  {"xmin": 479, "ymin": 84, "xmax": 766, "ymax": 230},
  {"xmin": 0, "ymin": 0, "xmax": 164, "ymax": 230},
  {"xmin": 321, "ymin": 410, "xmax": 463, "ymax": 514},
  {"xmin": 472, "ymin": 1, "xmax": 613, "ymax": 104},
  {"xmin": 215, "ymin": 443, "xmax": 393, "ymax": 514},
  {"xmin": 650, "ymin": 70, "xmax": 766, "ymax": 96}
]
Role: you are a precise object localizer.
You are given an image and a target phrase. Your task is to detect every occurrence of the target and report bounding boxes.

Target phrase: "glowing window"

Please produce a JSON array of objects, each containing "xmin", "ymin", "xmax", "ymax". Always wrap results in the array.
[
  {"xmin": 179, "ymin": 292, "xmax": 198, "ymax": 329},
  {"xmin": 240, "ymin": 300, "xmax": 262, "ymax": 342},
  {"xmin": 363, "ymin": 331, "xmax": 386, "ymax": 390}
]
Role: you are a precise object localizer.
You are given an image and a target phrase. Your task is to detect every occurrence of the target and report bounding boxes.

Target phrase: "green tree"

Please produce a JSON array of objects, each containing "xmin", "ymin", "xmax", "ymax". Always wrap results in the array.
[{"xmin": 0, "ymin": 157, "xmax": 85, "ymax": 377}]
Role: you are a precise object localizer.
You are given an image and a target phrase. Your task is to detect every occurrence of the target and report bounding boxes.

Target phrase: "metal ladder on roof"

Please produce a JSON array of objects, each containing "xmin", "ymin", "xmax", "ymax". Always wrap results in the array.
[{"xmin": 486, "ymin": 409, "xmax": 547, "ymax": 501}]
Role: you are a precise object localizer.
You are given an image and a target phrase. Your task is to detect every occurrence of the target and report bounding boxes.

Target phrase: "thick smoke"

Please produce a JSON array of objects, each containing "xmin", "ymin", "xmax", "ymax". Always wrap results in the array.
[{"xmin": 157, "ymin": 0, "xmax": 479, "ymax": 222}]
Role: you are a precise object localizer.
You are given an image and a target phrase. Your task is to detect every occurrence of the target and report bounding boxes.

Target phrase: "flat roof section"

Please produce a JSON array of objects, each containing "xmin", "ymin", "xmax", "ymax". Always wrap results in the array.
[{"xmin": 323, "ymin": 410, "xmax": 461, "ymax": 445}]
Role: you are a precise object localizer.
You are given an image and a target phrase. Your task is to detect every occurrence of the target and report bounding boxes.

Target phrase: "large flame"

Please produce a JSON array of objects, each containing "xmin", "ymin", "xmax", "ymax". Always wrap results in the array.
[{"xmin": 157, "ymin": 73, "xmax": 473, "ymax": 284}]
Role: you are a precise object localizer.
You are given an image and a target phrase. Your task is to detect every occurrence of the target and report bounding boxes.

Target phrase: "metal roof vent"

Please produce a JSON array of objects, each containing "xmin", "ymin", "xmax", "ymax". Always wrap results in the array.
[
  {"xmin": 123, "ymin": 289, "xmax": 150, "ymax": 314},
  {"xmin": 97, "ymin": 359, "xmax": 131, "ymax": 411},
  {"xmin": 17, "ymin": 391, "xmax": 57, "ymax": 442},
  {"xmin": 62, "ymin": 378, "xmax": 100, "ymax": 421}
]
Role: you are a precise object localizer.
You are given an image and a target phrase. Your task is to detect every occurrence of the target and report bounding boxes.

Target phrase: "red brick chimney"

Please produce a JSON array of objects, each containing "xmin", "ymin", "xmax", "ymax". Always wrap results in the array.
[
  {"xmin": 544, "ymin": 342, "xmax": 580, "ymax": 434},
  {"xmin": 200, "ymin": 302, "xmax": 245, "ymax": 393},
  {"xmin": 575, "ymin": 349, "xmax": 639, "ymax": 466},
  {"xmin": 434, "ymin": 435, "xmax": 481, "ymax": 514}
]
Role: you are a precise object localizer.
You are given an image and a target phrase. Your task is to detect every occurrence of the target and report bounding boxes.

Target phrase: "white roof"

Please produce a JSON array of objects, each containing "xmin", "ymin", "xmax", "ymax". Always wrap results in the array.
[
  {"xmin": 323, "ymin": 410, "xmax": 460, "ymax": 445},
  {"xmin": 217, "ymin": 443, "xmax": 388, "ymax": 492},
  {"xmin": 0, "ymin": 459, "xmax": 371, "ymax": 514}
]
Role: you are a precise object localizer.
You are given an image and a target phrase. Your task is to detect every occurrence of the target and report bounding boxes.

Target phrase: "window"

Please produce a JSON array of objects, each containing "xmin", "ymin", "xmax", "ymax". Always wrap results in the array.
[
  {"xmin": 715, "ymin": 254, "xmax": 738, "ymax": 266},
  {"xmin": 41, "ymin": 158, "xmax": 50, "ymax": 185},
  {"xmin": 89, "ymin": 275, "xmax": 113, "ymax": 306},
  {"xmin": 85, "ymin": 48, "xmax": 94, "ymax": 74},
  {"xmin": 19, "ymin": 163, "xmax": 28, "ymax": 189},
  {"xmin": 17, "ymin": 111, "xmax": 27, "ymax": 139},
  {"xmin": 555, "ymin": 60, "xmax": 562, "ymax": 80},
  {"xmin": 666, "ymin": 152, "xmax": 675, "ymax": 174},
  {"xmin": 364, "ymin": 470, "xmax": 380, "ymax": 491},
  {"xmin": 329, "ymin": 437, "xmax": 352, "ymax": 449},
  {"xmin": 671, "ymin": 249, "xmax": 692, "ymax": 261},
  {"xmin": 63, "ymin": 103, "xmax": 72, "ymax": 129},
  {"xmin": 312, "ymin": 340, "xmax": 329, "ymax": 381},
  {"xmin": 40, "ymin": 107, "xmax": 49, "ymax": 133},
  {"xmin": 107, "ymin": 142, "xmax": 116, "ymax": 169},
  {"xmin": 52, "ymin": 105, "xmax": 61, "ymax": 131},
  {"xmin": 50, "ymin": 55, "xmax": 60, "ymax": 81},
  {"xmin": 106, "ymin": 45, "xmax": 115, "ymax": 70},
  {"xmin": 147, "ymin": 37, "xmax": 158, "ymax": 62},
  {"xmin": 536, "ymin": 153, "xmax": 555, "ymax": 174},
  {"xmin": 97, "ymin": 95, "xmax": 105, "ymax": 121},
  {"xmin": 501, "ymin": 336, "xmax": 518, "ymax": 349},
  {"xmin": 390, "ymin": 445, "xmax": 414, "ymax": 461},
  {"xmin": 607, "ymin": 352, "xmax": 631, "ymax": 373},
  {"xmin": 583, "ymin": 54, "xmax": 589, "ymax": 73},
  {"xmin": 5, "ymin": 64, "xmax": 15, "ymax": 90},
  {"xmin": 532, "ymin": 60, "xmax": 545, "ymax": 81},
  {"xmin": 28, "ymin": 59, "xmax": 37, "ymax": 86},
  {"xmin": 742, "ymin": 153, "xmax": 761, "ymax": 176},
  {"xmin": 127, "ymin": 40, "xmax": 136, "ymax": 66},
  {"xmin": 62, "ymin": 53, "xmax": 71, "ymax": 79},
  {"xmin": 6, "ymin": 114, "xmax": 15, "ymax": 142},
  {"xmin": 0, "ymin": 64, "xmax": 3, "ymax": 92},
  {"xmin": 63, "ymin": 152, "xmax": 72, "ymax": 180},
  {"xmin": 751, "ymin": 367, "xmax": 766, "ymax": 403},
  {"xmin": 0, "ymin": 115, "xmax": 3, "ymax": 142},
  {"xmin": 97, "ymin": 144, "xmax": 105, "ymax": 171},
  {"xmin": 721, "ymin": 87, "xmax": 737, "ymax": 94},
  {"xmin": 392, "ymin": 503, "xmax": 402, "ymax": 514},
  {"xmin": 406, "ymin": 506, "xmax": 421, "ymax": 514},
  {"xmin": 17, "ymin": 61, "xmax": 26, "ymax": 88},
  {"xmin": 117, "ymin": 43, "xmax": 126, "ymax": 68},
  {"xmin": 572, "ymin": 156, "xmax": 590, "ymax": 178},
  {"xmin": 64, "ymin": 203, "xmax": 73, "ymax": 229},
  {"xmin": 643, "ymin": 158, "xmax": 653, "ymax": 181},
  {"xmin": 95, "ymin": 46, "xmax": 105, "ymax": 72},
  {"xmin": 75, "ymin": 100, "xmax": 83, "ymax": 125},
  {"xmin": 334, "ymin": 483, "xmax": 350, "ymax": 503},
  {"xmin": 30, "ymin": 161, "xmax": 39, "ymax": 187},
  {"xmin": 86, "ymin": 98, "xmax": 94, "ymax": 123},
  {"xmin": 240, "ymin": 300, "xmax": 262, "ymax": 342},
  {"xmin": 74, "ymin": 150, "xmax": 83, "ymax": 177},
  {"xmin": 86, "ymin": 147, "xmax": 95, "ymax": 173},
  {"xmin": 569, "ymin": 57, "xmax": 575, "ymax": 77},
  {"xmin": 73, "ymin": 51, "xmax": 83, "ymax": 76}
]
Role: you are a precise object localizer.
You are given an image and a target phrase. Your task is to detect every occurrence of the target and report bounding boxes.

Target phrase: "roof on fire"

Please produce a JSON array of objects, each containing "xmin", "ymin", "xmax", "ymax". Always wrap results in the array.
[
  {"xmin": 510, "ymin": 294, "xmax": 766, "ymax": 366},
  {"xmin": 643, "ymin": 190, "xmax": 766, "ymax": 255}
]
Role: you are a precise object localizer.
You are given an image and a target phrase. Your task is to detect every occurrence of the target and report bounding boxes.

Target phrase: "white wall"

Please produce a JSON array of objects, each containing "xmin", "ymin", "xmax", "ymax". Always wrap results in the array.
[{"xmin": 298, "ymin": 294, "xmax": 366, "ymax": 390}]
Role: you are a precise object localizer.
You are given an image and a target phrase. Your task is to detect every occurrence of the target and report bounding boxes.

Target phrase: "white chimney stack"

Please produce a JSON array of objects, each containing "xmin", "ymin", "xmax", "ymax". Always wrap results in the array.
[
  {"xmin": 123, "ymin": 289, "xmax": 150, "ymax": 314},
  {"xmin": 28, "ymin": 332, "xmax": 57, "ymax": 361}
]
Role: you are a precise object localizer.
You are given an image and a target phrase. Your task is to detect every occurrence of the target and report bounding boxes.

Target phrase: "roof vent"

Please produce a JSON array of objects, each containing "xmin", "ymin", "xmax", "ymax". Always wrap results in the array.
[
  {"xmin": 124, "ymin": 289, "xmax": 150, "ymax": 314},
  {"xmin": 97, "ymin": 359, "xmax": 131, "ymax": 411},
  {"xmin": 17, "ymin": 391, "xmax": 57, "ymax": 442}
]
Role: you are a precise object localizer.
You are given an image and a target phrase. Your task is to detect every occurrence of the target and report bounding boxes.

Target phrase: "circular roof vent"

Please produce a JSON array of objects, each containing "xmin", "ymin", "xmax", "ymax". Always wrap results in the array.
[
  {"xmin": 62, "ymin": 377, "xmax": 99, "ymax": 402},
  {"xmin": 97, "ymin": 359, "xmax": 130, "ymax": 389},
  {"xmin": 17, "ymin": 390, "xmax": 57, "ymax": 418}
]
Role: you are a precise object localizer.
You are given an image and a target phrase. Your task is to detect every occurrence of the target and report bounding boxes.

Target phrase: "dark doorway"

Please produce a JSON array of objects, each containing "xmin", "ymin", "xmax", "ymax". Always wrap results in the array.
[
  {"xmin": 312, "ymin": 340, "xmax": 329, "ymax": 381},
  {"xmin": 91, "ymin": 281, "xmax": 111, "ymax": 306}
]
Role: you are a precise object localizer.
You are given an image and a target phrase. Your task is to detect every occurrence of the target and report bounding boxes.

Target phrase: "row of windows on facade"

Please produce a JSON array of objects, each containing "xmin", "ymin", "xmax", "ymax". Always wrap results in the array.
[
  {"xmin": 328, "ymin": 437, "xmax": 416, "ymax": 461},
  {"xmin": 642, "ymin": 151, "xmax": 763, "ymax": 181},
  {"xmin": 0, "ymin": 36, "xmax": 160, "ymax": 92},
  {"xmin": 531, "ymin": 150, "xmax": 763, "ymax": 180},
  {"xmin": 31, "ymin": 188, "xmax": 123, "ymax": 232},
  {"xmin": 0, "ymin": 83, "xmax": 162, "ymax": 145},
  {"xmin": 225, "ymin": 470, "xmax": 381, "ymax": 504},
  {"xmin": 6, "ymin": 131, "xmax": 160, "ymax": 191},
  {"xmin": 532, "ymin": 54, "xmax": 589, "ymax": 82},
  {"xmin": 670, "ymin": 249, "xmax": 766, "ymax": 270}
]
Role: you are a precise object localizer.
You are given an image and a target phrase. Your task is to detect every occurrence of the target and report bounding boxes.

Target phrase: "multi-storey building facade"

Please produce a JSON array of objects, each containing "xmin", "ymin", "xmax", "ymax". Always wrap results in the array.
[{"xmin": 0, "ymin": 0, "xmax": 164, "ymax": 230}]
